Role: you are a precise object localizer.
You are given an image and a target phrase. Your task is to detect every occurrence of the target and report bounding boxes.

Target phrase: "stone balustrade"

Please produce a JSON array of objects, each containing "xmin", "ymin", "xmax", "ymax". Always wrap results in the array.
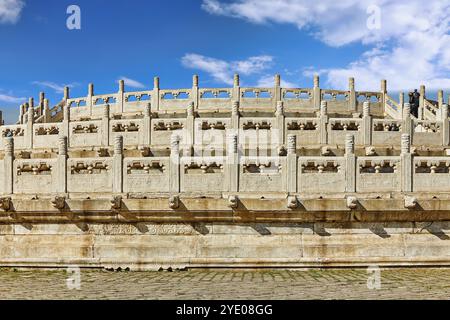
[{"xmin": 1, "ymin": 132, "xmax": 449, "ymax": 196}]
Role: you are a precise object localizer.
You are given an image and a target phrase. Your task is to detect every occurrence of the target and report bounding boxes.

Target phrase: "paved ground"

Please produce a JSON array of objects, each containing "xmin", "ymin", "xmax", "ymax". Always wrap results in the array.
[{"xmin": 0, "ymin": 268, "xmax": 449, "ymax": 300}]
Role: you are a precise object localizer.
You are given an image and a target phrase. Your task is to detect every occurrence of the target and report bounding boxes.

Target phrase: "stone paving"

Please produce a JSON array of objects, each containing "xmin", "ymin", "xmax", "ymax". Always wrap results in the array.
[{"xmin": 1, "ymin": 268, "xmax": 449, "ymax": 300}]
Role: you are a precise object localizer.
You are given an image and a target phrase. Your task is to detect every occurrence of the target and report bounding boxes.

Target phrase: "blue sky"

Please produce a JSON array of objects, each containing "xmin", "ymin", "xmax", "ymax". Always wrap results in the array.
[{"xmin": 0, "ymin": 0, "xmax": 448, "ymax": 123}]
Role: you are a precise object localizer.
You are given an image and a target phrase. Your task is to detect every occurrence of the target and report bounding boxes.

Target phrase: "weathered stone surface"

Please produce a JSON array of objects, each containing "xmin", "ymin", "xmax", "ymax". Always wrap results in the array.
[{"xmin": 0, "ymin": 75, "xmax": 449, "ymax": 268}]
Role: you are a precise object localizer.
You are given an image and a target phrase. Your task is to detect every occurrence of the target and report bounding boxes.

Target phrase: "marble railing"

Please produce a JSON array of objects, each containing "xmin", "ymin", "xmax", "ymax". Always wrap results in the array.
[
  {"xmin": 1, "ymin": 101, "xmax": 449, "ymax": 151},
  {"xmin": 0, "ymin": 133, "xmax": 447, "ymax": 196}
]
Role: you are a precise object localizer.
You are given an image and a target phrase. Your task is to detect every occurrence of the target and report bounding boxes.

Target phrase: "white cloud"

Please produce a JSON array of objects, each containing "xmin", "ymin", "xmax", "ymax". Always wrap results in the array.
[
  {"xmin": 202, "ymin": 0, "xmax": 450, "ymax": 91},
  {"xmin": 118, "ymin": 77, "xmax": 146, "ymax": 89},
  {"xmin": 0, "ymin": 0, "xmax": 25, "ymax": 24},
  {"xmin": 256, "ymin": 75, "xmax": 297, "ymax": 88},
  {"xmin": 32, "ymin": 81, "xmax": 76, "ymax": 94},
  {"xmin": 0, "ymin": 93, "xmax": 25, "ymax": 103},
  {"xmin": 181, "ymin": 53, "xmax": 273, "ymax": 85}
]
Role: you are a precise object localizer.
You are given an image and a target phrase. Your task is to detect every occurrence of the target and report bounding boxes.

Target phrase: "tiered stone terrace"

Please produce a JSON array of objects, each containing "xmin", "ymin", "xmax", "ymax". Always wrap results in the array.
[{"xmin": 0, "ymin": 74, "xmax": 449, "ymax": 270}]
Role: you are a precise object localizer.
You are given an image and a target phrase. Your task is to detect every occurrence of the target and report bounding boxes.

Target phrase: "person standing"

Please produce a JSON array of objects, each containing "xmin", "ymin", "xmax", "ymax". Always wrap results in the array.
[{"xmin": 409, "ymin": 89, "xmax": 420, "ymax": 117}]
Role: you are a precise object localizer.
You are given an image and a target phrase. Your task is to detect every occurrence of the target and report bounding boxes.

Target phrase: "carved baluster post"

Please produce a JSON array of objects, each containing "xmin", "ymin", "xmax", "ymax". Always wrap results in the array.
[
  {"xmin": 64, "ymin": 86, "xmax": 70, "ymax": 101},
  {"xmin": 113, "ymin": 135, "xmax": 123, "ymax": 193},
  {"xmin": 186, "ymin": 102, "xmax": 195, "ymax": 154},
  {"xmin": 61, "ymin": 100, "xmax": 71, "ymax": 147},
  {"xmin": 275, "ymin": 101, "xmax": 285, "ymax": 147},
  {"xmin": 380, "ymin": 79, "xmax": 387, "ymax": 111},
  {"xmin": 57, "ymin": 136, "xmax": 68, "ymax": 193},
  {"xmin": 102, "ymin": 104, "xmax": 110, "ymax": 147},
  {"xmin": 39, "ymin": 92, "xmax": 45, "ymax": 117},
  {"xmin": 313, "ymin": 75, "xmax": 321, "ymax": 110},
  {"xmin": 402, "ymin": 103, "xmax": 413, "ymax": 144},
  {"xmin": 319, "ymin": 101, "xmax": 328, "ymax": 144},
  {"xmin": 143, "ymin": 103, "xmax": 151, "ymax": 145},
  {"xmin": 88, "ymin": 83, "xmax": 94, "ymax": 117},
  {"xmin": 348, "ymin": 77, "xmax": 357, "ymax": 111},
  {"xmin": 401, "ymin": 134, "xmax": 412, "ymax": 192},
  {"xmin": 192, "ymin": 75, "xmax": 199, "ymax": 110},
  {"xmin": 152, "ymin": 76, "xmax": 160, "ymax": 111},
  {"xmin": 287, "ymin": 134, "xmax": 297, "ymax": 193},
  {"xmin": 4, "ymin": 137, "xmax": 14, "ymax": 194},
  {"xmin": 169, "ymin": 135, "xmax": 181, "ymax": 193},
  {"xmin": 399, "ymin": 92, "xmax": 405, "ymax": 116},
  {"xmin": 118, "ymin": 79, "xmax": 125, "ymax": 113},
  {"xmin": 438, "ymin": 90, "xmax": 444, "ymax": 108},
  {"xmin": 226, "ymin": 133, "xmax": 239, "ymax": 192},
  {"xmin": 26, "ymin": 98, "xmax": 34, "ymax": 149},
  {"xmin": 43, "ymin": 99, "xmax": 50, "ymax": 123},
  {"xmin": 362, "ymin": 101, "xmax": 372, "ymax": 146},
  {"xmin": 418, "ymin": 84, "xmax": 425, "ymax": 120},
  {"xmin": 231, "ymin": 101, "xmax": 240, "ymax": 130},
  {"xmin": 442, "ymin": 104, "xmax": 449, "ymax": 146},
  {"xmin": 274, "ymin": 74, "xmax": 281, "ymax": 108},
  {"xmin": 19, "ymin": 104, "xmax": 25, "ymax": 124},
  {"xmin": 345, "ymin": 134, "xmax": 356, "ymax": 193},
  {"xmin": 232, "ymin": 74, "xmax": 240, "ymax": 106}
]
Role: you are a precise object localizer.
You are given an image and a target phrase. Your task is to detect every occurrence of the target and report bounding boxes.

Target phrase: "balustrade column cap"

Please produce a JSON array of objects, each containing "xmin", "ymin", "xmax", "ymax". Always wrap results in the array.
[
  {"xmin": 313, "ymin": 75, "xmax": 320, "ymax": 88},
  {"xmin": 232, "ymin": 101, "xmax": 239, "ymax": 116},
  {"xmin": 442, "ymin": 104, "xmax": 448, "ymax": 119},
  {"xmin": 88, "ymin": 83, "xmax": 94, "ymax": 96},
  {"xmin": 144, "ymin": 102, "xmax": 151, "ymax": 117},
  {"xmin": 401, "ymin": 134, "xmax": 411, "ymax": 154},
  {"xmin": 275, "ymin": 74, "xmax": 281, "ymax": 87},
  {"xmin": 118, "ymin": 79, "xmax": 125, "ymax": 92},
  {"xmin": 403, "ymin": 103, "xmax": 411, "ymax": 118},
  {"xmin": 233, "ymin": 74, "xmax": 240, "ymax": 87},
  {"xmin": 287, "ymin": 134, "xmax": 297, "ymax": 155},
  {"xmin": 320, "ymin": 100, "xmax": 327, "ymax": 116},
  {"xmin": 349, "ymin": 77, "xmax": 355, "ymax": 90},
  {"xmin": 5, "ymin": 137, "xmax": 14, "ymax": 156},
  {"xmin": 64, "ymin": 86, "xmax": 70, "ymax": 100},
  {"xmin": 114, "ymin": 135, "xmax": 124, "ymax": 155},
  {"xmin": 227, "ymin": 133, "xmax": 238, "ymax": 154},
  {"xmin": 363, "ymin": 101, "xmax": 370, "ymax": 117},
  {"xmin": 58, "ymin": 136, "xmax": 68, "ymax": 156},
  {"xmin": 192, "ymin": 74, "xmax": 199, "ymax": 87},
  {"xmin": 345, "ymin": 134, "xmax": 355, "ymax": 154}
]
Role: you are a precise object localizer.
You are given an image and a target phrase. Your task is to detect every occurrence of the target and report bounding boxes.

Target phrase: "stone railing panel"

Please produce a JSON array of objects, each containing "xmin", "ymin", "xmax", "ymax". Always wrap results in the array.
[
  {"xmin": 285, "ymin": 117, "xmax": 320, "ymax": 146},
  {"xmin": 110, "ymin": 119, "xmax": 143, "ymax": 146},
  {"xmin": 181, "ymin": 156, "xmax": 226, "ymax": 192},
  {"xmin": 194, "ymin": 118, "xmax": 230, "ymax": 150},
  {"xmin": 413, "ymin": 157, "xmax": 450, "ymax": 192},
  {"xmin": 124, "ymin": 91, "xmax": 152, "ymax": 113},
  {"xmin": 69, "ymin": 120, "xmax": 103, "ymax": 147},
  {"xmin": 33, "ymin": 123, "xmax": 63, "ymax": 149},
  {"xmin": 198, "ymin": 89, "xmax": 233, "ymax": 110},
  {"xmin": 14, "ymin": 158, "xmax": 58, "ymax": 194},
  {"xmin": 124, "ymin": 157, "xmax": 170, "ymax": 193},
  {"xmin": 413, "ymin": 120, "xmax": 442, "ymax": 146},
  {"xmin": 239, "ymin": 118, "xmax": 278, "ymax": 150},
  {"xmin": 151, "ymin": 119, "xmax": 186, "ymax": 146},
  {"xmin": 372, "ymin": 119, "xmax": 402, "ymax": 145},
  {"xmin": 159, "ymin": 89, "xmax": 192, "ymax": 111},
  {"xmin": 67, "ymin": 157, "xmax": 113, "ymax": 193},
  {"xmin": 0, "ymin": 125, "xmax": 26, "ymax": 150},
  {"xmin": 281, "ymin": 88, "xmax": 313, "ymax": 109},
  {"xmin": 328, "ymin": 118, "xmax": 363, "ymax": 145},
  {"xmin": 239, "ymin": 156, "xmax": 287, "ymax": 192},
  {"xmin": 298, "ymin": 157, "xmax": 346, "ymax": 193},
  {"xmin": 240, "ymin": 88, "xmax": 275, "ymax": 109},
  {"xmin": 321, "ymin": 89, "xmax": 349, "ymax": 110},
  {"xmin": 356, "ymin": 156, "xmax": 401, "ymax": 192}
]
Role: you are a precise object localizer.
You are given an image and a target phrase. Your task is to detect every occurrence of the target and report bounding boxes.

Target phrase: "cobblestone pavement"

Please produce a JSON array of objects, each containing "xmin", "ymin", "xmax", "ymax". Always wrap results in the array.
[{"xmin": 1, "ymin": 268, "xmax": 449, "ymax": 300}]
